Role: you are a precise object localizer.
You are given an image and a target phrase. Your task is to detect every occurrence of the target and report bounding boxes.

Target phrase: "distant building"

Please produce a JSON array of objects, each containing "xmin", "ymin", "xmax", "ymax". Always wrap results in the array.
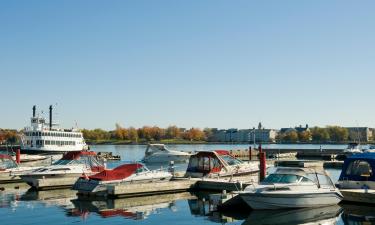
[
  {"xmin": 210, "ymin": 128, "xmax": 277, "ymax": 143},
  {"xmin": 346, "ymin": 127, "xmax": 373, "ymax": 142}
]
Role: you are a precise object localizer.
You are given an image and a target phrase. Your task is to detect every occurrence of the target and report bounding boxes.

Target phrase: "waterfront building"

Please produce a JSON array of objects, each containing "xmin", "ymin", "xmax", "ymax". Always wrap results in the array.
[
  {"xmin": 345, "ymin": 127, "xmax": 373, "ymax": 142},
  {"xmin": 210, "ymin": 128, "xmax": 277, "ymax": 143}
]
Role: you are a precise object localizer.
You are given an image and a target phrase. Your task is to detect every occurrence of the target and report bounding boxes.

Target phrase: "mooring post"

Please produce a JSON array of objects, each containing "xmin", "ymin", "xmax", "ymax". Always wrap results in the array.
[
  {"xmin": 259, "ymin": 152, "xmax": 266, "ymax": 181},
  {"xmin": 16, "ymin": 149, "xmax": 21, "ymax": 164},
  {"xmin": 248, "ymin": 146, "xmax": 252, "ymax": 161}
]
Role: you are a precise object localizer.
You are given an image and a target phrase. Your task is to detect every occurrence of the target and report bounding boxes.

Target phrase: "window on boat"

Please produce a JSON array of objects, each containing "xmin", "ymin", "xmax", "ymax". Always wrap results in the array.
[
  {"xmin": 317, "ymin": 174, "xmax": 335, "ymax": 188},
  {"xmin": 221, "ymin": 155, "xmax": 243, "ymax": 166},
  {"xmin": 0, "ymin": 158, "xmax": 17, "ymax": 169},
  {"xmin": 136, "ymin": 166, "xmax": 146, "ymax": 173},
  {"xmin": 51, "ymin": 168, "xmax": 71, "ymax": 171},
  {"xmin": 263, "ymin": 174, "xmax": 302, "ymax": 183},
  {"xmin": 345, "ymin": 160, "xmax": 373, "ymax": 177}
]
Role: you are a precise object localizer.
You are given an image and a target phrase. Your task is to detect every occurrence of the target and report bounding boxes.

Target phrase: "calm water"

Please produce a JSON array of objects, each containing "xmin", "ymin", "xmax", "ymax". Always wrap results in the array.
[{"xmin": 1, "ymin": 144, "xmax": 374, "ymax": 225}]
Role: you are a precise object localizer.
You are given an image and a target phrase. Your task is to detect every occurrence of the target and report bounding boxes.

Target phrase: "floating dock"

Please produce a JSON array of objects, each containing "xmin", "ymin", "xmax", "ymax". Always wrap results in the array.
[{"xmin": 78, "ymin": 175, "xmax": 258, "ymax": 199}]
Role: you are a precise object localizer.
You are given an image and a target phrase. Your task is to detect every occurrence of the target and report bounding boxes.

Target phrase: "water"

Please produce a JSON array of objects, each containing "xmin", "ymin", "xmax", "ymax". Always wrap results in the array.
[{"xmin": 1, "ymin": 144, "xmax": 374, "ymax": 225}]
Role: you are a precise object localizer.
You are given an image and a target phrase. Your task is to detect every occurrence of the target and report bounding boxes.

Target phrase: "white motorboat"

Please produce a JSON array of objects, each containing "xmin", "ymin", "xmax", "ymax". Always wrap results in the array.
[
  {"xmin": 20, "ymin": 150, "xmax": 104, "ymax": 190},
  {"xmin": 185, "ymin": 150, "xmax": 259, "ymax": 178},
  {"xmin": 142, "ymin": 144, "xmax": 191, "ymax": 163},
  {"xmin": 343, "ymin": 143, "xmax": 363, "ymax": 155},
  {"xmin": 0, "ymin": 154, "xmax": 37, "ymax": 183},
  {"xmin": 239, "ymin": 166, "xmax": 343, "ymax": 209},
  {"xmin": 73, "ymin": 163, "xmax": 172, "ymax": 194}
]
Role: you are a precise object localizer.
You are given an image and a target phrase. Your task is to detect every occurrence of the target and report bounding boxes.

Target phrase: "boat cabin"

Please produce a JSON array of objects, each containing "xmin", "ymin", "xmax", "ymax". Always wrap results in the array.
[
  {"xmin": 145, "ymin": 144, "xmax": 169, "ymax": 156},
  {"xmin": 337, "ymin": 153, "xmax": 375, "ymax": 189},
  {"xmin": 186, "ymin": 150, "xmax": 245, "ymax": 177},
  {"xmin": 53, "ymin": 151, "xmax": 104, "ymax": 172},
  {"xmin": 263, "ymin": 167, "xmax": 335, "ymax": 188}
]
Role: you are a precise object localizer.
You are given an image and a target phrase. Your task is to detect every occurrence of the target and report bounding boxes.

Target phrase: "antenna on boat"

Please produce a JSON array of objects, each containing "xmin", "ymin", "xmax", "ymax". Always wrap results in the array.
[
  {"xmin": 32, "ymin": 105, "xmax": 36, "ymax": 117},
  {"xmin": 49, "ymin": 105, "xmax": 53, "ymax": 130}
]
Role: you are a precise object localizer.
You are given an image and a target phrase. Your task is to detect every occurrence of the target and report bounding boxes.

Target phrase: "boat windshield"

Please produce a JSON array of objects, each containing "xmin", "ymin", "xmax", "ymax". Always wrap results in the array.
[
  {"xmin": 220, "ymin": 155, "xmax": 243, "ymax": 166},
  {"xmin": 53, "ymin": 155, "xmax": 102, "ymax": 167},
  {"xmin": 263, "ymin": 174, "xmax": 303, "ymax": 183},
  {"xmin": 0, "ymin": 157, "xmax": 17, "ymax": 169}
]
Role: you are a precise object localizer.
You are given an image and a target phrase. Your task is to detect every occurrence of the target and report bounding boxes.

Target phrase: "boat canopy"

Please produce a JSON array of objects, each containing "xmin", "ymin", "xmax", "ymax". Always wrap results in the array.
[
  {"xmin": 186, "ymin": 150, "xmax": 243, "ymax": 175},
  {"xmin": 88, "ymin": 163, "xmax": 144, "ymax": 181},
  {"xmin": 339, "ymin": 153, "xmax": 375, "ymax": 182},
  {"xmin": 145, "ymin": 144, "xmax": 169, "ymax": 156},
  {"xmin": 53, "ymin": 151, "xmax": 103, "ymax": 170},
  {"xmin": 0, "ymin": 154, "xmax": 18, "ymax": 170},
  {"xmin": 264, "ymin": 167, "xmax": 335, "ymax": 188}
]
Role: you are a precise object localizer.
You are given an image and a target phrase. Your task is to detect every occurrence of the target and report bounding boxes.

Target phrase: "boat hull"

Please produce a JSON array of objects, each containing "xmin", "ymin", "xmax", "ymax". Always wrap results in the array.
[
  {"xmin": 21, "ymin": 173, "xmax": 90, "ymax": 190},
  {"xmin": 240, "ymin": 192, "xmax": 343, "ymax": 209},
  {"xmin": 340, "ymin": 189, "xmax": 375, "ymax": 204}
]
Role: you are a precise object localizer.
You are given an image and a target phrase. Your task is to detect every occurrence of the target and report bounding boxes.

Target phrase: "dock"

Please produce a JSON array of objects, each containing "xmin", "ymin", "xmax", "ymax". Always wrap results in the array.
[{"xmin": 78, "ymin": 174, "xmax": 259, "ymax": 199}]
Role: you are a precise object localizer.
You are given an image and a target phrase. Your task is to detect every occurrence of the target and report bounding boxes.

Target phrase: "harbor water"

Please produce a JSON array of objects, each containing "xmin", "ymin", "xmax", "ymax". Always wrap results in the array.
[{"xmin": 1, "ymin": 144, "xmax": 374, "ymax": 225}]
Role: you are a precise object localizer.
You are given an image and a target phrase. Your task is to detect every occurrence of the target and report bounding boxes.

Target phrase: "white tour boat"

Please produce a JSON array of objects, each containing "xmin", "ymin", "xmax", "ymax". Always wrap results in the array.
[
  {"xmin": 20, "ymin": 105, "xmax": 88, "ymax": 154},
  {"xmin": 239, "ymin": 166, "xmax": 343, "ymax": 209},
  {"xmin": 20, "ymin": 150, "xmax": 104, "ymax": 190},
  {"xmin": 142, "ymin": 144, "xmax": 191, "ymax": 163},
  {"xmin": 73, "ymin": 163, "xmax": 172, "ymax": 194}
]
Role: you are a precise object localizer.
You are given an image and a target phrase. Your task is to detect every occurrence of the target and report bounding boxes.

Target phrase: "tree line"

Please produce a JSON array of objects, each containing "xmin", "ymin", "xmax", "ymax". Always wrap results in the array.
[
  {"xmin": 276, "ymin": 126, "xmax": 352, "ymax": 143},
  {"xmin": 81, "ymin": 124, "xmax": 209, "ymax": 142}
]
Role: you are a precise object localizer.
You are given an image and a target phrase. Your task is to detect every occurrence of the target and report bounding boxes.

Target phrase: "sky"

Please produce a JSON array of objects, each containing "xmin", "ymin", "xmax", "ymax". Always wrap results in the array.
[{"xmin": 1, "ymin": 1, "xmax": 375, "ymax": 130}]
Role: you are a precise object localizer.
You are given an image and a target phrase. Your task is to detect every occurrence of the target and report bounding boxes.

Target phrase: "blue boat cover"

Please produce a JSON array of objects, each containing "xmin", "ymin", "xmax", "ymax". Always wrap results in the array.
[{"xmin": 338, "ymin": 153, "xmax": 375, "ymax": 182}]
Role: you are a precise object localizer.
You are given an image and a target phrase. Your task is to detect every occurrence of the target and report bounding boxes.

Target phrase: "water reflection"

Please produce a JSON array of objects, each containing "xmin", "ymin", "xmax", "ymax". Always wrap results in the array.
[
  {"xmin": 341, "ymin": 203, "xmax": 375, "ymax": 225},
  {"xmin": 243, "ymin": 205, "xmax": 342, "ymax": 225},
  {"xmin": 20, "ymin": 188, "xmax": 77, "ymax": 210},
  {"xmin": 70, "ymin": 192, "xmax": 195, "ymax": 220}
]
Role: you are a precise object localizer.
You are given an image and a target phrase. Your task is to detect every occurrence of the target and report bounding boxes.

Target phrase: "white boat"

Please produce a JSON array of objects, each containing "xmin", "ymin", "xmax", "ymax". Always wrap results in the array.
[
  {"xmin": 239, "ymin": 166, "xmax": 343, "ymax": 209},
  {"xmin": 0, "ymin": 154, "xmax": 37, "ymax": 183},
  {"xmin": 73, "ymin": 163, "xmax": 172, "ymax": 194},
  {"xmin": 335, "ymin": 152, "xmax": 375, "ymax": 204},
  {"xmin": 185, "ymin": 150, "xmax": 259, "ymax": 178},
  {"xmin": 142, "ymin": 144, "xmax": 191, "ymax": 163},
  {"xmin": 20, "ymin": 105, "xmax": 88, "ymax": 154},
  {"xmin": 20, "ymin": 150, "xmax": 104, "ymax": 190},
  {"xmin": 343, "ymin": 143, "xmax": 363, "ymax": 155}
]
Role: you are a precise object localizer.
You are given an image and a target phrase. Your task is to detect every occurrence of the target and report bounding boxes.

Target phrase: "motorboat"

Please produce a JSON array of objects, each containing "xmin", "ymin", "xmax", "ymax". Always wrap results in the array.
[
  {"xmin": 239, "ymin": 166, "xmax": 343, "ymax": 209},
  {"xmin": 335, "ymin": 152, "xmax": 375, "ymax": 204},
  {"xmin": 73, "ymin": 163, "xmax": 172, "ymax": 194},
  {"xmin": 185, "ymin": 150, "xmax": 259, "ymax": 178},
  {"xmin": 20, "ymin": 150, "xmax": 104, "ymax": 190},
  {"xmin": 0, "ymin": 154, "xmax": 37, "ymax": 183},
  {"xmin": 343, "ymin": 143, "xmax": 363, "ymax": 155},
  {"xmin": 142, "ymin": 144, "xmax": 191, "ymax": 163}
]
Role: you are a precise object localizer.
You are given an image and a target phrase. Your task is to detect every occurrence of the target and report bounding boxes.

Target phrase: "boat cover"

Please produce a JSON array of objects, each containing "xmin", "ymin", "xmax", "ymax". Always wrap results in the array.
[
  {"xmin": 339, "ymin": 153, "xmax": 375, "ymax": 182},
  {"xmin": 88, "ymin": 163, "xmax": 143, "ymax": 181}
]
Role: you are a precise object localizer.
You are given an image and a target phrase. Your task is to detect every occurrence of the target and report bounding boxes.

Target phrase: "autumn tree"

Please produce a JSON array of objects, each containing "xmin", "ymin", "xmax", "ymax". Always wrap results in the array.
[
  {"xmin": 298, "ymin": 131, "xmax": 312, "ymax": 142},
  {"xmin": 282, "ymin": 130, "xmax": 299, "ymax": 143},
  {"xmin": 165, "ymin": 125, "xmax": 180, "ymax": 139},
  {"xmin": 128, "ymin": 127, "xmax": 138, "ymax": 142}
]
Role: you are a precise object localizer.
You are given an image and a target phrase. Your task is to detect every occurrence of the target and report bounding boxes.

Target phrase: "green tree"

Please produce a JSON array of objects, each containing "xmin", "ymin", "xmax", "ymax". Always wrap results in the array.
[
  {"xmin": 311, "ymin": 127, "xmax": 330, "ymax": 142},
  {"xmin": 326, "ymin": 126, "xmax": 348, "ymax": 142}
]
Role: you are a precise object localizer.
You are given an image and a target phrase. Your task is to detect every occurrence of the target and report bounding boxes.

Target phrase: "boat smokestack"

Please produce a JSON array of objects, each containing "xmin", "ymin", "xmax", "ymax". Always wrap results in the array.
[
  {"xmin": 32, "ymin": 105, "xmax": 36, "ymax": 117},
  {"xmin": 49, "ymin": 105, "xmax": 52, "ymax": 130}
]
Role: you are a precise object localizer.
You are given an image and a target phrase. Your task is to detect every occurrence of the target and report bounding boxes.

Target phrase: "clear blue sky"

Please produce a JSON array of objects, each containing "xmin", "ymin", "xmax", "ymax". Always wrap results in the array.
[{"xmin": 1, "ymin": 1, "xmax": 375, "ymax": 130}]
